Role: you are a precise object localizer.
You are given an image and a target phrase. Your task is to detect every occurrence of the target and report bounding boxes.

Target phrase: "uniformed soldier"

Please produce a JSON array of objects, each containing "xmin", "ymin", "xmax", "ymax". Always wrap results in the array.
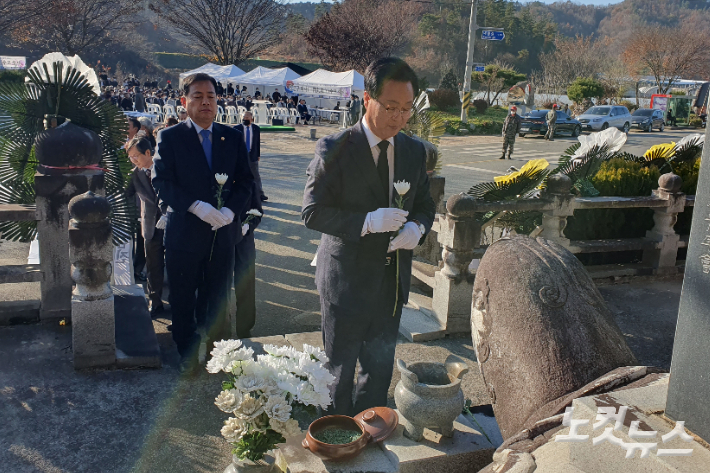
[
  {"xmin": 545, "ymin": 104, "xmax": 558, "ymax": 141},
  {"xmin": 500, "ymin": 106, "xmax": 522, "ymax": 160}
]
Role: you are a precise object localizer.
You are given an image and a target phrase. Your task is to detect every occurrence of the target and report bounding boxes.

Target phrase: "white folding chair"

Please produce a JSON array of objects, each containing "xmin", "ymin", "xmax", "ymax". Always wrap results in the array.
[
  {"xmin": 226, "ymin": 106, "xmax": 239, "ymax": 124},
  {"xmin": 216, "ymin": 105, "xmax": 226, "ymax": 123}
]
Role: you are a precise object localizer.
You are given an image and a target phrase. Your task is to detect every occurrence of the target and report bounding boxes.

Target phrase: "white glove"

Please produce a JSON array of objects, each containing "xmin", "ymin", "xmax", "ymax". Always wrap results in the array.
[
  {"xmin": 155, "ymin": 215, "xmax": 167, "ymax": 230},
  {"xmin": 242, "ymin": 223, "xmax": 249, "ymax": 236},
  {"xmin": 212, "ymin": 207, "xmax": 235, "ymax": 230},
  {"xmin": 362, "ymin": 208, "xmax": 408, "ymax": 235},
  {"xmin": 388, "ymin": 222, "xmax": 422, "ymax": 252},
  {"xmin": 189, "ymin": 201, "xmax": 229, "ymax": 229}
]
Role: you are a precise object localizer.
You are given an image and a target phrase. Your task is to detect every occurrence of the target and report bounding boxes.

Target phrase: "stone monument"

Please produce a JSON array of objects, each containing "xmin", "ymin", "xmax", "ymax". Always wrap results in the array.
[
  {"xmin": 68, "ymin": 191, "xmax": 115, "ymax": 369},
  {"xmin": 665, "ymin": 115, "xmax": 710, "ymax": 442},
  {"xmin": 470, "ymin": 236, "xmax": 637, "ymax": 439}
]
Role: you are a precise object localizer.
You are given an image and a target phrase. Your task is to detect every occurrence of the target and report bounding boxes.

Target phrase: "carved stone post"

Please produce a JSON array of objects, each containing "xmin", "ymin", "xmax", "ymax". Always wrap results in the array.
[
  {"xmin": 34, "ymin": 118, "xmax": 104, "ymax": 320},
  {"xmin": 414, "ymin": 175, "xmax": 446, "ymax": 264},
  {"xmin": 539, "ymin": 174, "xmax": 574, "ymax": 249},
  {"xmin": 643, "ymin": 173, "xmax": 685, "ymax": 273},
  {"xmin": 68, "ymin": 191, "xmax": 115, "ymax": 369},
  {"xmin": 431, "ymin": 193, "xmax": 481, "ymax": 333}
]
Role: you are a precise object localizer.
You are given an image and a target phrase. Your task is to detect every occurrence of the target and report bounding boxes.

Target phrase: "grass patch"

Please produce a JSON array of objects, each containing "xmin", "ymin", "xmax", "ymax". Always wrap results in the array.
[{"xmin": 429, "ymin": 105, "xmax": 508, "ymax": 135}]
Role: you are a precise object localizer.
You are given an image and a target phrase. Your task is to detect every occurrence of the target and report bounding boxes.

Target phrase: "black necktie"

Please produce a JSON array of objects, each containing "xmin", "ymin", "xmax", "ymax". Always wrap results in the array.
[{"xmin": 377, "ymin": 140, "xmax": 390, "ymax": 204}]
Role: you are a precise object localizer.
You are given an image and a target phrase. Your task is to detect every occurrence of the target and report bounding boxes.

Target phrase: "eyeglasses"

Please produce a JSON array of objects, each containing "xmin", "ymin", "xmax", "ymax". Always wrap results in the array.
[{"xmin": 374, "ymin": 99, "xmax": 412, "ymax": 119}]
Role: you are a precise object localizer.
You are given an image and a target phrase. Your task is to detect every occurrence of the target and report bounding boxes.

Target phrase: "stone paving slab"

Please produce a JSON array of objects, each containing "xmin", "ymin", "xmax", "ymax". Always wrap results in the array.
[{"xmin": 285, "ymin": 331, "xmax": 324, "ymax": 350}]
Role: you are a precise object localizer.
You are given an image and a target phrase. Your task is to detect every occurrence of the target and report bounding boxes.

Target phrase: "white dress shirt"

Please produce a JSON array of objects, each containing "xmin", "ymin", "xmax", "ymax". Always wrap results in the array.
[
  {"xmin": 186, "ymin": 117, "xmax": 213, "ymax": 143},
  {"xmin": 361, "ymin": 118, "xmax": 395, "ymax": 204}
]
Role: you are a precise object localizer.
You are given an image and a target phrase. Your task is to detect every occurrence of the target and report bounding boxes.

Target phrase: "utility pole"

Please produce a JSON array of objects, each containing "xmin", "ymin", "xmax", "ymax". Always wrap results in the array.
[
  {"xmin": 460, "ymin": 1, "xmax": 505, "ymax": 123},
  {"xmin": 461, "ymin": 0, "xmax": 478, "ymax": 123}
]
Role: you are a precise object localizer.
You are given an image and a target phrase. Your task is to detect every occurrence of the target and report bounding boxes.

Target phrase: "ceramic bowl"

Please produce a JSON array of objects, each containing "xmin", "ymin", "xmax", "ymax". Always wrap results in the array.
[{"xmin": 302, "ymin": 415, "xmax": 371, "ymax": 462}]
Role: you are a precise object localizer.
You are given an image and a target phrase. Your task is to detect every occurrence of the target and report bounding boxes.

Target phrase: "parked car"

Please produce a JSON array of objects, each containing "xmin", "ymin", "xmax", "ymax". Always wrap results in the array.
[
  {"xmin": 518, "ymin": 110, "xmax": 582, "ymax": 138},
  {"xmin": 631, "ymin": 108, "xmax": 665, "ymax": 132},
  {"xmin": 577, "ymin": 105, "xmax": 632, "ymax": 133}
]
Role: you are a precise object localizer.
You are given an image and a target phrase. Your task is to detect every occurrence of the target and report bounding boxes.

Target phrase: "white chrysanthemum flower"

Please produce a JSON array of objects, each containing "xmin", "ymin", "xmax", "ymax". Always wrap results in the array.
[
  {"xmin": 572, "ymin": 127, "xmax": 627, "ymax": 161},
  {"xmin": 263, "ymin": 344, "xmax": 298, "ymax": 358},
  {"xmin": 269, "ymin": 418, "xmax": 301, "ymax": 437},
  {"xmin": 215, "ymin": 389, "xmax": 241, "ymax": 413},
  {"xmin": 393, "ymin": 180, "xmax": 411, "ymax": 196},
  {"xmin": 235, "ymin": 393, "xmax": 265, "ymax": 420},
  {"xmin": 246, "ymin": 209, "xmax": 263, "ymax": 217},
  {"xmin": 211, "ymin": 339, "xmax": 243, "ymax": 357},
  {"xmin": 235, "ymin": 374, "xmax": 268, "ymax": 393},
  {"xmin": 215, "ymin": 173, "xmax": 229, "ymax": 185},
  {"xmin": 294, "ymin": 382, "xmax": 321, "ymax": 407},
  {"xmin": 221, "ymin": 417, "xmax": 248, "ymax": 443},
  {"xmin": 301, "ymin": 344, "xmax": 328, "ymax": 363},
  {"xmin": 264, "ymin": 395, "xmax": 292, "ymax": 422}
]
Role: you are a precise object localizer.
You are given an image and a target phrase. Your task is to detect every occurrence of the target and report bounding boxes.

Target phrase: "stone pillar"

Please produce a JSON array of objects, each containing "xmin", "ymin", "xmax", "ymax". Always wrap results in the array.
[
  {"xmin": 539, "ymin": 174, "xmax": 574, "ymax": 249},
  {"xmin": 642, "ymin": 173, "xmax": 685, "ymax": 273},
  {"xmin": 414, "ymin": 175, "xmax": 446, "ymax": 264},
  {"xmin": 69, "ymin": 191, "xmax": 115, "ymax": 369},
  {"xmin": 431, "ymin": 193, "xmax": 481, "ymax": 333},
  {"xmin": 34, "ymin": 117, "xmax": 104, "ymax": 320}
]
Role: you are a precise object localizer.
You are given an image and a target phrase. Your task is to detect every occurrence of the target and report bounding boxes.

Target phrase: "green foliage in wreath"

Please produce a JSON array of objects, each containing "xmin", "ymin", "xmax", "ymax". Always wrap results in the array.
[
  {"xmin": 233, "ymin": 430, "xmax": 285, "ymax": 463},
  {"xmin": 0, "ymin": 61, "xmax": 135, "ymax": 243}
]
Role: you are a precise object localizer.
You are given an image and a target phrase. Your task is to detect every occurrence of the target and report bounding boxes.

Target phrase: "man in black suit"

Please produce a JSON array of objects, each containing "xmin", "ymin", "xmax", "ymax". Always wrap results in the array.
[
  {"xmin": 297, "ymin": 100, "xmax": 312, "ymax": 125},
  {"xmin": 126, "ymin": 135, "xmax": 167, "ymax": 317},
  {"xmin": 302, "ymin": 58, "xmax": 436, "ymax": 415},
  {"xmin": 153, "ymin": 73, "xmax": 254, "ymax": 372},
  {"xmin": 235, "ymin": 112, "xmax": 267, "ymax": 202}
]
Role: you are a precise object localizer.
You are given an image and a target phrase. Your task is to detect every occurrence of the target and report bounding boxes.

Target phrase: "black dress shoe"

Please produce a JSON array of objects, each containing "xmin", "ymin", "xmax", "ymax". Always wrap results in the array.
[
  {"xmin": 149, "ymin": 304, "xmax": 165, "ymax": 318},
  {"xmin": 260, "ymin": 195, "xmax": 268, "ymax": 201}
]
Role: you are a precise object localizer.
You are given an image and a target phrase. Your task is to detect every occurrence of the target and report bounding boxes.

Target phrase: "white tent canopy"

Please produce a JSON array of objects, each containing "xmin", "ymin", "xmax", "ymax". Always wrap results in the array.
[
  {"xmin": 236, "ymin": 66, "xmax": 301, "ymax": 88},
  {"xmin": 291, "ymin": 69, "xmax": 365, "ymax": 99},
  {"xmin": 178, "ymin": 63, "xmax": 245, "ymax": 86}
]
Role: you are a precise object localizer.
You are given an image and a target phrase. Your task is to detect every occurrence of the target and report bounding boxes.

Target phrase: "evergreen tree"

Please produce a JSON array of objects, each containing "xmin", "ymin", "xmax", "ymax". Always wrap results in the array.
[{"xmin": 439, "ymin": 69, "xmax": 459, "ymax": 92}]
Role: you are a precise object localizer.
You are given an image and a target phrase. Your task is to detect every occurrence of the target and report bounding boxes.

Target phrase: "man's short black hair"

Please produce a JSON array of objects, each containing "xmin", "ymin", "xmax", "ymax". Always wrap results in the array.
[
  {"xmin": 183, "ymin": 73, "xmax": 218, "ymax": 95},
  {"xmin": 364, "ymin": 57, "xmax": 419, "ymax": 100},
  {"xmin": 128, "ymin": 117, "xmax": 141, "ymax": 130}
]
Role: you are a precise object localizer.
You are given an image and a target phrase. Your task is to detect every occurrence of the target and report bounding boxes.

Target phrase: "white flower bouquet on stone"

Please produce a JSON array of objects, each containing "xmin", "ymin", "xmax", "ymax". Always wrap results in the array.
[{"xmin": 208, "ymin": 339, "xmax": 334, "ymax": 462}]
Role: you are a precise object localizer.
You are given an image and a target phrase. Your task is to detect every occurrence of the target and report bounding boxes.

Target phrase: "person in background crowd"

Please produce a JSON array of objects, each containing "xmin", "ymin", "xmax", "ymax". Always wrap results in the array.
[
  {"xmin": 103, "ymin": 90, "xmax": 113, "ymax": 103},
  {"xmin": 165, "ymin": 117, "xmax": 179, "ymax": 127},
  {"xmin": 178, "ymin": 109, "xmax": 188, "ymax": 122},
  {"xmin": 126, "ymin": 136, "xmax": 167, "ymax": 317},
  {"xmin": 334, "ymin": 101, "xmax": 341, "ymax": 111},
  {"xmin": 288, "ymin": 98, "xmax": 297, "ymax": 110},
  {"xmin": 134, "ymin": 88, "xmax": 146, "ymax": 113},
  {"xmin": 121, "ymin": 92, "xmax": 133, "ymax": 111},
  {"xmin": 232, "ymin": 182, "xmax": 263, "ymax": 339},
  {"xmin": 126, "ymin": 117, "xmax": 141, "ymax": 146},
  {"xmin": 227, "ymin": 95, "xmax": 236, "ymax": 108},
  {"xmin": 166, "ymin": 80, "xmax": 173, "ymax": 90},
  {"xmin": 272, "ymin": 88, "xmax": 282, "ymax": 103},
  {"xmin": 242, "ymin": 86, "xmax": 247, "ymax": 95},
  {"xmin": 216, "ymin": 81, "xmax": 224, "ymax": 96},
  {"xmin": 217, "ymin": 95, "xmax": 225, "ymax": 108},
  {"xmin": 348, "ymin": 95, "xmax": 361, "ymax": 126},
  {"xmin": 500, "ymin": 106, "xmax": 522, "ymax": 160},
  {"xmin": 235, "ymin": 111, "xmax": 267, "ymax": 201},
  {"xmin": 297, "ymin": 99, "xmax": 312, "ymax": 125},
  {"xmin": 244, "ymin": 96, "xmax": 254, "ymax": 112},
  {"xmin": 137, "ymin": 117, "xmax": 157, "ymax": 149},
  {"xmin": 562, "ymin": 103, "xmax": 569, "ymax": 115},
  {"xmin": 254, "ymin": 88, "xmax": 262, "ymax": 99},
  {"xmin": 545, "ymin": 104, "xmax": 558, "ymax": 141},
  {"xmin": 227, "ymin": 83, "xmax": 234, "ymax": 95}
]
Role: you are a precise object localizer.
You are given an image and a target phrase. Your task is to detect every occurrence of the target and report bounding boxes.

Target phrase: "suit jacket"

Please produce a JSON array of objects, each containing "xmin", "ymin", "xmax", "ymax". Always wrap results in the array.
[
  {"xmin": 126, "ymin": 167, "xmax": 165, "ymax": 240},
  {"xmin": 152, "ymin": 121, "xmax": 254, "ymax": 253},
  {"xmin": 302, "ymin": 121, "xmax": 436, "ymax": 309},
  {"xmin": 234, "ymin": 124, "xmax": 260, "ymax": 162}
]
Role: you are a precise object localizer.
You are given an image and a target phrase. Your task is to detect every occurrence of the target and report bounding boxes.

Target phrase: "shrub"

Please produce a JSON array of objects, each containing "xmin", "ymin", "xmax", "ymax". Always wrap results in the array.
[
  {"xmin": 472, "ymin": 99, "xmax": 488, "ymax": 114},
  {"xmin": 0, "ymin": 70, "xmax": 25, "ymax": 85},
  {"xmin": 674, "ymin": 157, "xmax": 701, "ymax": 235},
  {"xmin": 689, "ymin": 114, "xmax": 703, "ymax": 128},
  {"xmin": 567, "ymin": 77, "xmax": 604, "ymax": 104},
  {"xmin": 428, "ymin": 89, "xmax": 460, "ymax": 110},
  {"xmin": 565, "ymin": 159, "xmax": 661, "ymax": 247},
  {"xmin": 619, "ymin": 100, "xmax": 638, "ymax": 112},
  {"xmin": 439, "ymin": 69, "xmax": 459, "ymax": 92}
]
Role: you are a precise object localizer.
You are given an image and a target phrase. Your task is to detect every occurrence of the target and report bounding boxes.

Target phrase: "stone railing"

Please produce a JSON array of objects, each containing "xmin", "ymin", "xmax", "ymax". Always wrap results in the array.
[{"xmin": 415, "ymin": 172, "xmax": 693, "ymax": 335}]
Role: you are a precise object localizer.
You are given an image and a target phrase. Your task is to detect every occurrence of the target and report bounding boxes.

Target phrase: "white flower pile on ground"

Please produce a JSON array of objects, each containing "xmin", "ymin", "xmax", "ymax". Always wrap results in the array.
[
  {"xmin": 208, "ymin": 339, "xmax": 334, "ymax": 450},
  {"xmin": 572, "ymin": 127, "xmax": 628, "ymax": 160}
]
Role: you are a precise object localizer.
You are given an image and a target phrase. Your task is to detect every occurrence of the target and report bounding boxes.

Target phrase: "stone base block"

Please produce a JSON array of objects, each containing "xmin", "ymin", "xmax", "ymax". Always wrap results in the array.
[
  {"xmin": 399, "ymin": 306, "xmax": 445, "ymax": 342},
  {"xmin": 380, "ymin": 412, "xmax": 498, "ymax": 473},
  {"xmin": 72, "ymin": 295, "xmax": 116, "ymax": 369},
  {"xmin": 114, "ymin": 285, "xmax": 161, "ymax": 368},
  {"xmin": 276, "ymin": 433, "xmax": 397, "ymax": 473},
  {"xmin": 431, "ymin": 271, "xmax": 473, "ymax": 333},
  {"xmin": 285, "ymin": 331, "xmax": 323, "ymax": 351}
]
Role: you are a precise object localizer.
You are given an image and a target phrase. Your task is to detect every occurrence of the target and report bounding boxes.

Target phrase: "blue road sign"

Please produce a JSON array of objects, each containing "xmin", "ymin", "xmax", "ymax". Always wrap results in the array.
[
  {"xmin": 481, "ymin": 30, "xmax": 505, "ymax": 41},
  {"xmin": 474, "ymin": 66, "xmax": 485, "ymax": 72}
]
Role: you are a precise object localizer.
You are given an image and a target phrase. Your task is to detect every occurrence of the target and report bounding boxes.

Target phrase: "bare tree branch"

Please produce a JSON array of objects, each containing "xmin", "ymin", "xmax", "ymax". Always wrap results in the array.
[
  {"xmin": 149, "ymin": 0, "xmax": 286, "ymax": 66},
  {"xmin": 304, "ymin": 0, "xmax": 421, "ymax": 72}
]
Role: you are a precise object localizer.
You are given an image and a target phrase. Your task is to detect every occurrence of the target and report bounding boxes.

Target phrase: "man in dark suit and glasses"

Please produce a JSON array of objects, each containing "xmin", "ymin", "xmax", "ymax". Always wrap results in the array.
[
  {"xmin": 126, "ymin": 135, "xmax": 167, "ymax": 317},
  {"xmin": 153, "ymin": 73, "xmax": 254, "ymax": 372},
  {"xmin": 235, "ymin": 112, "xmax": 267, "ymax": 201},
  {"xmin": 302, "ymin": 58, "xmax": 436, "ymax": 415}
]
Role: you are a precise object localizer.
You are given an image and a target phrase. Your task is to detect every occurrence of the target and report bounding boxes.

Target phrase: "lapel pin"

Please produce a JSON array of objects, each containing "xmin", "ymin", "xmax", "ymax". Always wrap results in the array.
[{"xmin": 221, "ymin": 137, "xmax": 225, "ymax": 141}]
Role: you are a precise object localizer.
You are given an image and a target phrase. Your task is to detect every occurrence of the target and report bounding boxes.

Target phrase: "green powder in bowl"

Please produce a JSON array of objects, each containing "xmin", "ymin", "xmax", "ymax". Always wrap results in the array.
[{"xmin": 313, "ymin": 428, "xmax": 362, "ymax": 445}]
